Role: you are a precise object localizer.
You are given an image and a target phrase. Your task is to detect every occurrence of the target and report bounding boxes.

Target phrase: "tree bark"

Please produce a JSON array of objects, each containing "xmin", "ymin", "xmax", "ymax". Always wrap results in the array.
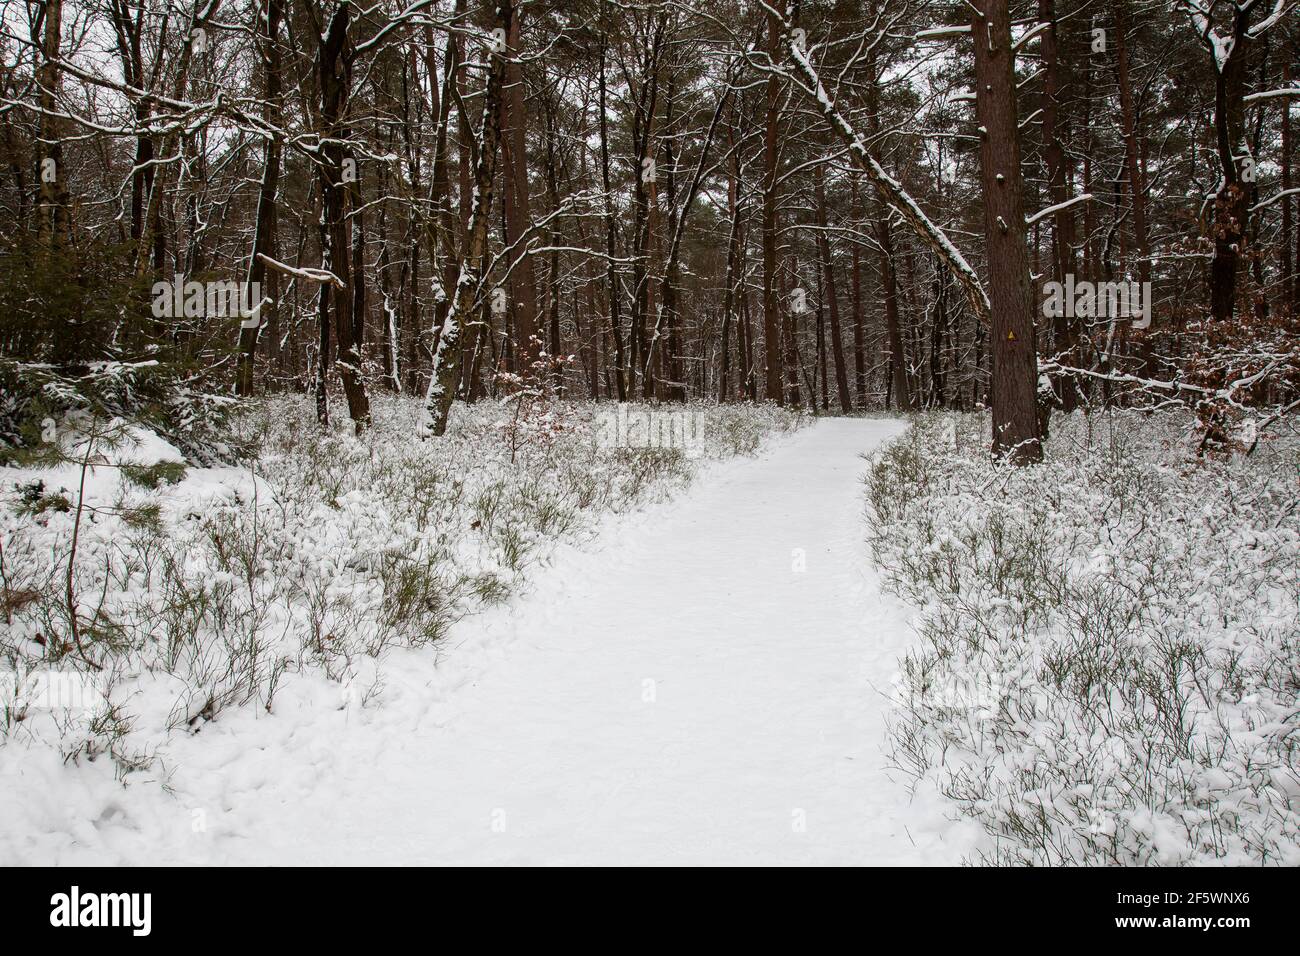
[
  {"xmin": 1282, "ymin": 62, "xmax": 1296, "ymax": 313},
  {"xmin": 1205, "ymin": 12, "xmax": 1252, "ymax": 322},
  {"xmin": 1041, "ymin": 0, "xmax": 1081, "ymax": 408},
  {"xmin": 35, "ymin": 0, "xmax": 69, "ymax": 250},
  {"xmin": 815, "ymin": 166, "xmax": 852, "ymax": 412},
  {"xmin": 318, "ymin": 2, "xmax": 370, "ymax": 432},
  {"xmin": 237, "ymin": 0, "xmax": 284, "ymax": 397},
  {"xmin": 972, "ymin": 0, "xmax": 1043, "ymax": 463},
  {"xmin": 719, "ymin": 118, "xmax": 742, "ymax": 402},
  {"xmin": 424, "ymin": 1, "xmax": 511, "ymax": 436},
  {"xmin": 850, "ymin": 176, "xmax": 866, "ymax": 406},
  {"xmin": 597, "ymin": 27, "xmax": 627, "ymax": 400},
  {"xmin": 501, "ymin": 8, "xmax": 539, "ymax": 371},
  {"xmin": 761, "ymin": 9, "xmax": 785, "ymax": 403}
]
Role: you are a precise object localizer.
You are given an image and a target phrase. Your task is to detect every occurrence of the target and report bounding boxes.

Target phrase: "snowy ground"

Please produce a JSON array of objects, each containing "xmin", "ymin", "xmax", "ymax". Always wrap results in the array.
[
  {"xmin": 2, "ymin": 417, "xmax": 974, "ymax": 865},
  {"xmin": 869, "ymin": 411, "xmax": 1300, "ymax": 866}
]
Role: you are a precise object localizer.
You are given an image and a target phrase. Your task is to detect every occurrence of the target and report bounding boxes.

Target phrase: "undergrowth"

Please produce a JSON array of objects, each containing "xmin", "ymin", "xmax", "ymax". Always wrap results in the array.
[
  {"xmin": 867, "ymin": 410, "xmax": 1300, "ymax": 865},
  {"xmin": 0, "ymin": 394, "xmax": 803, "ymax": 774}
]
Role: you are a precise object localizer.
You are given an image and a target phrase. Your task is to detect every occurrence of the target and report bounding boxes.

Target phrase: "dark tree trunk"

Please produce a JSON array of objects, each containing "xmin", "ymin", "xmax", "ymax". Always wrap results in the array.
[
  {"xmin": 876, "ymin": 218, "xmax": 913, "ymax": 410},
  {"xmin": 501, "ymin": 8, "xmax": 539, "ymax": 370},
  {"xmin": 850, "ymin": 176, "xmax": 866, "ymax": 406},
  {"xmin": 1282, "ymin": 62, "xmax": 1296, "ymax": 313},
  {"xmin": 815, "ymin": 167, "xmax": 852, "ymax": 412},
  {"xmin": 1041, "ymin": 0, "xmax": 1081, "ymax": 409},
  {"xmin": 972, "ymin": 0, "xmax": 1043, "ymax": 463},
  {"xmin": 761, "ymin": 9, "xmax": 784, "ymax": 403},
  {"xmin": 719, "ymin": 120, "xmax": 742, "ymax": 402},
  {"xmin": 1206, "ymin": 12, "xmax": 1252, "ymax": 322},
  {"xmin": 598, "ymin": 29, "xmax": 627, "ymax": 400},
  {"xmin": 35, "ymin": 0, "xmax": 69, "ymax": 250},
  {"xmin": 318, "ymin": 2, "xmax": 370, "ymax": 432},
  {"xmin": 237, "ymin": 0, "xmax": 285, "ymax": 397}
]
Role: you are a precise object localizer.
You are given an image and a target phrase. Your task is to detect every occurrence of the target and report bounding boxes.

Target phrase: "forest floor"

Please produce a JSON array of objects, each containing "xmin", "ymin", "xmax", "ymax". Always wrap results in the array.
[{"xmin": 2, "ymin": 415, "xmax": 974, "ymax": 864}]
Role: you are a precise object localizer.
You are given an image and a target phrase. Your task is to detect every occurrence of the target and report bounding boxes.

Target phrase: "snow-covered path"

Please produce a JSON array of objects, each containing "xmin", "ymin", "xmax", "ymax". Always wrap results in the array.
[
  {"xmin": 17, "ymin": 417, "xmax": 970, "ymax": 866},
  {"xmin": 158, "ymin": 417, "xmax": 960, "ymax": 866}
]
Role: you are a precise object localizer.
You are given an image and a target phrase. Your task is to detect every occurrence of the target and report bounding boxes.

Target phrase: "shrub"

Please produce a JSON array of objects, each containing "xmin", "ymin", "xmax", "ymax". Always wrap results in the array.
[
  {"xmin": 0, "ymin": 394, "xmax": 804, "ymax": 781},
  {"xmin": 121, "ymin": 461, "xmax": 188, "ymax": 489},
  {"xmin": 868, "ymin": 410, "xmax": 1300, "ymax": 866}
]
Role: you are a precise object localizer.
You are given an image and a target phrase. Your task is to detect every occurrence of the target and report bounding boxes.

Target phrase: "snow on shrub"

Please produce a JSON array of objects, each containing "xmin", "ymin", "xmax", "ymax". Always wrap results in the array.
[
  {"xmin": 0, "ymin": 395, "xmax": 801, "ymax": 775},
  {"xmin": 868, "ymin": 410, "xmax": 1300, "ymax": 866}
]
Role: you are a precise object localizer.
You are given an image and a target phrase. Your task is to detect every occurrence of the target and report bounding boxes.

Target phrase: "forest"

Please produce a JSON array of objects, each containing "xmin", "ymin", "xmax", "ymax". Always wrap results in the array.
[
  {"xmin": 1, "ymin": 0, "xmax": 1298, "ymax": 871},
  {"xmin": 2, "ymin": 0, "xmax": 1295, "ymax": 459}
]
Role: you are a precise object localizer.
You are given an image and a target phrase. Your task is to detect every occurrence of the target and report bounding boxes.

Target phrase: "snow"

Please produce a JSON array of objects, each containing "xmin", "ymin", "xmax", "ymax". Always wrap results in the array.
[
  {"xmin": 915, "ymin": 25, "xmax": 971, "ymax": 40},
  {"xmin": 1247, "ymin": 0, "xmax": 1293, "ymax": 37},
  {"xmin": 1243, "ymin": 87, "xmax": 1300, "ymax": 103},
  {"xmin": 869, "ymin": 411, "xmax": 1300, "ymax": 866},
  {"xmin": 784, "ymin": 37, "xmax": 992, "ymax": 322},
  {"xmin": 0, "ymin": 416, "xmax": 972, "ymax": 865},
  {"xmin": 1026, "ymin": 193, "xmax": 1093, "ymax": 227}
]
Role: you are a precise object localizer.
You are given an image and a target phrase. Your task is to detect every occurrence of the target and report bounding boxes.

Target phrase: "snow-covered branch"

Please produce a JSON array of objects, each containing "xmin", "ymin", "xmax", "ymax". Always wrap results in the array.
[
  {"xmin": 1026, "ymin": 193, "xmax": 1093, "ymax": 228},
  {"xmin": 256, "ymin": 254, "xmax": 345, "ymax": 289},
  {"xmin": 763, "ymin": 7, "xmax": 991, "ymax": 322}
]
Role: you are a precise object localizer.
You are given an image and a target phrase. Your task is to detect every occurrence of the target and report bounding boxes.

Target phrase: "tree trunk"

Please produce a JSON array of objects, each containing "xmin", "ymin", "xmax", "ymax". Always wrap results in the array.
[
  {"xmin": 501, "ymin": 8, "xmax": 539, "ymax": 371},
  {"xmin": 1042, "ymin": 0, "xmax": 1081, "ymax": 409},
  {"xmin": 1206, "ymin": 13, "xmax": 1251, "ymax": 322},
  {"xmin": 876, "ymin": 216, "xmax": 912, "ymax": 410},
  {"xmin": 237, "ymin": 0, "xmax": 285, "ymax": 397},
  {"xmin": 1282, "ymin": 62, "xmax": 1296, "ymax": 314},
  {"xmin": 318, "ymin": 2, "xmax": 370, "ymax": 432},
  {"xmin": 598, "ymin": 30, "xmax": 627, "ymax": 400},
  {"xmin": 35, "ymin": 0, "xmax": 69, "ymax": 250},
  {"xmin": 815, "ymin": 167, "xmax": 852, "ymax": 412},
  {"xmin": 719, "ymin": 120, "xmax": 742, "ymax": 402},
  {"xmin": 541, "ymin": 96, "xmax": 563, "ymax": 389},
  {"xmin": 972, "ymin": 0, "xmax": 1043, "ymax": 463},
  {"xmin": 850, "ymin": 176, "xmax": 866, "ymax": 406},
  {"xmin": 762, "ymin": 9, "xmax": 784, "ymax": 403},
  {"xmin": 628, "ymin": 15, "xmax": 666, "ymax": 398},
  {"xmin": 424, "ymin": 1, "xmax": 511, "ymax": 436}
]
